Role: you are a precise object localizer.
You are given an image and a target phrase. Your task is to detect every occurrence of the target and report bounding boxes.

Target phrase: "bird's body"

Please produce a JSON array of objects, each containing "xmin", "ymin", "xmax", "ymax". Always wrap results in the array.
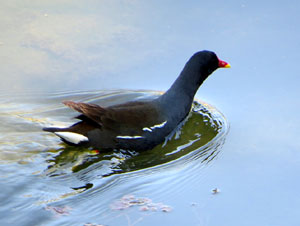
[{"xmin": 43, "ymin": 50, "xmax": 230, "ymax": 151}]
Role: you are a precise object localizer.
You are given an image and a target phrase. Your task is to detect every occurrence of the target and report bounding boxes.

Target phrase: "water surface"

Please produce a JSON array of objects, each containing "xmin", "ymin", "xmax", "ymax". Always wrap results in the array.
[
  {"xmin": 0, "ymin": 90, "xmax": 228, "ymax": 225},
  {"xmin": 1, "ymin": 0, "xmax": 300, "ymax": 225}
]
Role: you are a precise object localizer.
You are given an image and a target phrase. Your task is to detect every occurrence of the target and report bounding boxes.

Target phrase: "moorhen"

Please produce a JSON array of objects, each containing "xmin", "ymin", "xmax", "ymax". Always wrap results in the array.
[{"xmin": 43, "ymin": 50, "xmax": 230, "ymax": 151}]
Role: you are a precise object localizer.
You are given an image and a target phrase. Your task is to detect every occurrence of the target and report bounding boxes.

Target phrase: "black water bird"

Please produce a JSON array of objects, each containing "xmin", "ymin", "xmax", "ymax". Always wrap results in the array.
[{"xmin": 43, "ymin": 50, "xmax": 230, "ymax": 151}]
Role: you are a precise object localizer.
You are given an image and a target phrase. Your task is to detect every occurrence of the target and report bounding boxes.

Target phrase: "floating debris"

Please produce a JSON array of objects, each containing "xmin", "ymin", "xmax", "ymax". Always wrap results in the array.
[
  {"xmin": 161, "ymin": 205, "xmax": 172, "ymax": 212},
  {"xmin": 212, "ymin": 188, "xmax": 220, "ymax": 194},
  {"xmin": 110, "ymin": 194, "xmax": 172, "ymax": 213},
  {"xmin": 149, "ymin": 206, "xmax": 158, "ymax": 211},
  {"xmin": 139, "ymin": 205, "xmax": 149, "ymax": 211},
  {"xmin": 45, "ymin": 205, "xmax": 71, "ymax": 217}
]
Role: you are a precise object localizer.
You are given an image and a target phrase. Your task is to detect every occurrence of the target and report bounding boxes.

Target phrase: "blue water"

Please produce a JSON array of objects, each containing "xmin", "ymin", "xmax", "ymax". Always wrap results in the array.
[
  {"xmin": 1, "ymin": 0, "xmax": 300, "ymax": 225},
  {"xmin": 0, "ymin": 91, "xmax": 228, "ymax": 225}
]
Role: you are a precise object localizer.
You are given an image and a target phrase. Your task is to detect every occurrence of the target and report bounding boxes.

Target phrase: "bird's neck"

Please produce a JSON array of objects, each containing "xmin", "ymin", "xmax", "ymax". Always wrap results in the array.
[{"xmin": 158, "ymin": 62, "xmax": 205, "ymax": 119}]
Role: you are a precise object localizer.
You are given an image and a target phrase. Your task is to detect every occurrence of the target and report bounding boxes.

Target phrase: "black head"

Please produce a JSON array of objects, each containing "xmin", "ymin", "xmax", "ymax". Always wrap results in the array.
[
  {"xmin": 192, "ymin": 51, "xmax": 218, "ymax": 76},
  {"xmin": 161, "ymin": 50, "xmax": 230, "ymax": 105},
  {"xmin": 185, "ymin": 50, "xmax": 230, "ymax": 85}
]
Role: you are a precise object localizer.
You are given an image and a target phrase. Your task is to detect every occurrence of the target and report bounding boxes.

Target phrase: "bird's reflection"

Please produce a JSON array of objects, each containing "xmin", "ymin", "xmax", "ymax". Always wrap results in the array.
[{"xmin": 45, "ymin": 101, "xmax": 228, "ymax": 183}]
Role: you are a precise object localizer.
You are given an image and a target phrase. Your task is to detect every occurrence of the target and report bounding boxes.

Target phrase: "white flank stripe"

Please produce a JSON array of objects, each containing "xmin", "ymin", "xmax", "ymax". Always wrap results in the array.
[
  {"xmin": 55, "ymin": 132, "xmax": 89, "ymax": 144},
  {"xmin": 142, "ymin": 127, "xmax": 152, "ymax": 132},
  {"xmin": 143, "ymin": 121, "xmax": 167, "ymax": 132},
  {"xmin": 150, "ymin": 120, "xmax": 167, "ymax": 130},
  {"xmin": 116, "ymin": 135, "xmax": 144, "ymax": 139}
]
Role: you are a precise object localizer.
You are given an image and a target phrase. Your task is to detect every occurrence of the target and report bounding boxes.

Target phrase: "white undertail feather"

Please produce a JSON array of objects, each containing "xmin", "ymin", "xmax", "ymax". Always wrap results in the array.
[{"xmin": 54, "ymin": 132, "xmax": 89, "ymax": 144}]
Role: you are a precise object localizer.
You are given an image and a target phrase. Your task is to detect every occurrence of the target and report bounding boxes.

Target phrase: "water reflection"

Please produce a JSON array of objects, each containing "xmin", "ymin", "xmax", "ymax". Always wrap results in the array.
[
  {"xmin": 1, "ymin": 0, "xmax": 300, "ymax": 225},
  {"xmin": 41, "ymin": 91, "xmax": 228, "ymax": 181},
  {"xmin": 0, "ymin": 1, "xmax": 173, "ymax": 92},
  {"xmin": 0, "ymin": 90, "xmax": 227, "ymax": 178},
  {"xmin": 0, "ymin": 90, "xmax": 228, "ymax": 225}
]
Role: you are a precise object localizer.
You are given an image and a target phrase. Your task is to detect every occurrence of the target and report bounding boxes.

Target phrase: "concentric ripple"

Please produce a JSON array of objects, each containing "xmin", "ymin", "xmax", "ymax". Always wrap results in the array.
[
  {"xmin": 0, "ymin": 90, "xmax": 229, "ymax": 179},
  {"xmin": 35, "ymin": 90, "xmax": 229, "ymax": 178},
  {"xmin": 0, "ymin": 90, "xmax": 229, "ymax": 224}
]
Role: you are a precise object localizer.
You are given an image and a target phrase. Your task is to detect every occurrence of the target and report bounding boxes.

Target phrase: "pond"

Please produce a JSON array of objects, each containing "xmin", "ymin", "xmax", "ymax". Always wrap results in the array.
[{"xmin": 1, "ymin": 1, "xmax": 300, "ymax": 226}]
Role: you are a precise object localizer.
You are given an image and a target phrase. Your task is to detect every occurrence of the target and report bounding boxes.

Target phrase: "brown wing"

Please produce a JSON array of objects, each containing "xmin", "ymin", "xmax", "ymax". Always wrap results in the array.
[
  {"xmin": 63, "ymin": 101, "xmax": 106, "ymax": 126},
  {"xmin": 63, "ymin": 100, "xmax": 163, "ymax": 135}
]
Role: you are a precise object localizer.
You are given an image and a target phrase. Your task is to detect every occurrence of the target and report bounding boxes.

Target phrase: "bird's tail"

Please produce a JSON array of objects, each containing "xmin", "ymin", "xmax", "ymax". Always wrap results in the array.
[
  {"xmin": 43, "ymin": 126, "xmax": 89, "ymax": 145},
  {"xmin": 43, "ymin": 126, "xmax": 68, "ymax": 133}
]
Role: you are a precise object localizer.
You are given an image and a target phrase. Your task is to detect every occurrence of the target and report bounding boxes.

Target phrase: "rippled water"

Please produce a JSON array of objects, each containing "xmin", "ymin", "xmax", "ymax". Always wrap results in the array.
[
  {"xmin": 2, "ymin": 1, "xmax": 300, "ymax": 225},
  {"xmin": 0, "ymin": 90, "xmax": 228, "ymax": 225}
]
